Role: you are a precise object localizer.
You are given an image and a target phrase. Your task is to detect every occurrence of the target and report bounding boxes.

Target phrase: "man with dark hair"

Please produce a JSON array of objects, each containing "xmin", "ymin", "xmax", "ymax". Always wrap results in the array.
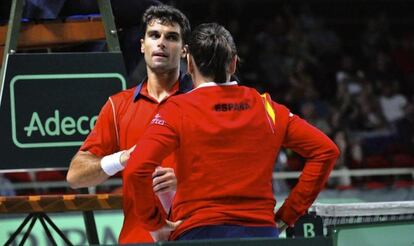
[
  {"xmin": 66, "ymin": 5, "xmax": 191, "ymax": 244},
  {"xmin": 124, "ymin": 23, "xmax": 339, "ymax": 241}
]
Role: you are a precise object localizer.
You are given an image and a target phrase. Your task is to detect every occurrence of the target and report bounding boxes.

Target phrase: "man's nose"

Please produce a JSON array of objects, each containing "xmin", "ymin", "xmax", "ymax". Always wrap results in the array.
[{"xmin": 157, "ymin": 36, "xmax": 166, "ymax": 48}]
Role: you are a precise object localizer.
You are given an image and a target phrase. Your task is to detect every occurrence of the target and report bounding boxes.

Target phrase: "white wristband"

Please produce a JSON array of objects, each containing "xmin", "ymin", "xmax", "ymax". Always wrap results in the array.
[{"xmin": 100, "ymin": 150, "xmax": 125, "ymax": 176}]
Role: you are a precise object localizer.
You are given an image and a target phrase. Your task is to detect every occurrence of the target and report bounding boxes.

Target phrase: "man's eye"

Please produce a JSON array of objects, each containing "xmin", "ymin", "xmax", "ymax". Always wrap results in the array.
[
  {"xmin": 149, "ymin": 33, "xmax": 160, "ymax": 38},
  {"xmin": 167, "ymin": 35, "xmax": 179, "ymax": 41}
]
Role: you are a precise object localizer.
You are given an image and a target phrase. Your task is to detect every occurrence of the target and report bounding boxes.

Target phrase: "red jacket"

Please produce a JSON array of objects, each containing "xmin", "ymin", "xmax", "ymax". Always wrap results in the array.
[{"xmin": 125, "ymin": 82, "xmax": 339, "ymax": 240}]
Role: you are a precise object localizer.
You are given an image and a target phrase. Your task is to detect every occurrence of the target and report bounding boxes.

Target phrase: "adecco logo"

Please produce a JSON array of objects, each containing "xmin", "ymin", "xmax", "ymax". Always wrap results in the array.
[
  {"xmin": 23, "ymin": 110, "xmax": 98, "ymax": 138},
  {"xmin": 10, "ymin": 73, "xmax": 126, "ymax": 148}
]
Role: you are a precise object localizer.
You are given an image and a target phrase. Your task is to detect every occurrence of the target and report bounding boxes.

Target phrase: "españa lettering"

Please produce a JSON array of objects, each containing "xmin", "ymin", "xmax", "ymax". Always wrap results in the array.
[{"xmin": 213, "ymin": 102, "xmax": 250, "ymax": 112}]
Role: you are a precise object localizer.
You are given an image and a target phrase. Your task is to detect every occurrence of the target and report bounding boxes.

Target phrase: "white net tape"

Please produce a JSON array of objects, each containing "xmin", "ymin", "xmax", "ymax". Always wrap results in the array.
[{"xmin": 309, "ymin": 201, "xmax": 414, "ymax": 226}]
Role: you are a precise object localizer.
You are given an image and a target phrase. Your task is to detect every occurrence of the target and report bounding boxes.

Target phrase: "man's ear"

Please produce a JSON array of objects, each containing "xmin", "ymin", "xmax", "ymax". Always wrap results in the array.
[
  {"xmin": 181, "ymin": 44, "xmax": 188, "ymax": 58},
  {"xmin": 228, "ymin": 55, "xmax": 238, "ymax": 75},
  {"xmin": 187, "ymin": 54, "xmax": 193, "ymax": 75},
  {"xmin": 140, "ymin": 39, "xmax": 145, "ymax": 54}
]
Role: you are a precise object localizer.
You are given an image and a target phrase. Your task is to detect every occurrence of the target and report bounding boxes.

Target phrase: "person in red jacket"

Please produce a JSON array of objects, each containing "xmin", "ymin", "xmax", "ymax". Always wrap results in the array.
[
  {"xmin": 66, "ymin": 5, "xmax": 192, "ymax": 244},
  {"xmin": 124, "ymin": 23, "xmax": 340, "ymax": 241}
]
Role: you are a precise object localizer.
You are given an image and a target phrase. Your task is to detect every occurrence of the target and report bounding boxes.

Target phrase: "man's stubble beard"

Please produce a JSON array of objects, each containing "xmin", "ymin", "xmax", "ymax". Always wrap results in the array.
[{"xmin": 148, "ymin": 63, "xmax": 179, "ymax": 75}]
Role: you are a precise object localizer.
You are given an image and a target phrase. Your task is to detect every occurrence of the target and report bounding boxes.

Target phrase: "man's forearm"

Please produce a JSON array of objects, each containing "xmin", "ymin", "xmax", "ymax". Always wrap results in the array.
[{"xmin": 66, "ymin": 151, "xmax": 110, "ymax": 188}]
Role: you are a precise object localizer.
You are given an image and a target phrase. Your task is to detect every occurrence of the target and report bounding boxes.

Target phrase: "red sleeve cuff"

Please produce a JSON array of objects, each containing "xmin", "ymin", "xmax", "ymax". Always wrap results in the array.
[{"xmin": 275, "ymin": 203, "xmax": 303, "ymax": 227}]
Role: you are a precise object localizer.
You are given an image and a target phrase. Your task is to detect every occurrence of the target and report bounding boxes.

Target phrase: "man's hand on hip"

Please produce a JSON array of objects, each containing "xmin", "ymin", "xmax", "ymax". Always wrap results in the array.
[
  {"xmin": 152, "ymin": 167, "xmax": 177, "ymax": 194},
  {"xmin": 150, "ymin": 220, "xmax": 182, "ymax": 242}
]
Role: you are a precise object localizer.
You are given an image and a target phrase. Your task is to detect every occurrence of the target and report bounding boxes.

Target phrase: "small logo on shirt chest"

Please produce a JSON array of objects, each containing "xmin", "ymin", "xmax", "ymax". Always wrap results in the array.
[{"xmin": 151, "ymin": 113, "xmax": 166, "ymax": 125}]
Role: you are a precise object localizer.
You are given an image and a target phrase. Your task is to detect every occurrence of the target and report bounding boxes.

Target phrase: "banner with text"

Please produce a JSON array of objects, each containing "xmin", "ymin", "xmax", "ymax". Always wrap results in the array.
[{"xmin": 0, "ymin": 53, "xmax": 127, "ymax": 170}]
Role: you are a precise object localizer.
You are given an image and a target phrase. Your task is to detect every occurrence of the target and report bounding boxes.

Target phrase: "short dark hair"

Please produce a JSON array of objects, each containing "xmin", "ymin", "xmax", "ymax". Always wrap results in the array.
[
  {"xmin": 142, "ymin": 5, "xmax": 191, "ymax": 44},
  {"xmin": 188, "ymin": 23, "xmax": 238, "ymax": 83}
]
